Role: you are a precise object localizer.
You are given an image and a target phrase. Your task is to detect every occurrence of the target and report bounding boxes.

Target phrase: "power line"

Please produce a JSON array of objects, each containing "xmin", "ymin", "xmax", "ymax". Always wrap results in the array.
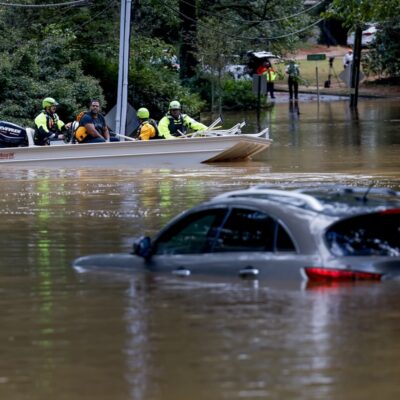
[
  {"xmin": 243, "ymin": 0, "xmax": 327, "ymax": 23},
  {"xmin": 166, "ymin": 2, "xmax": 325, "ymax": 42},
  {"xmin": 75, "ymin": 0, "xmax": 117, "ymax": 31},
  {"xmin": 0, "ymin": 0, "xmax": 88, "ymax": 8},
  {"xmin": 178, "ymin": 0, "xmax": 326, "ymax": 24}
]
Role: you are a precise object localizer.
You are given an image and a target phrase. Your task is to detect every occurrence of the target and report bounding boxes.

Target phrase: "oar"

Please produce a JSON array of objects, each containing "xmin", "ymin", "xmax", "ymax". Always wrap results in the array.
[
  {"xmin": 206, "ymin": 116, "xmax": 222, "ymax": 130},
  {"xmin": 114, "ymin": 133, "xmax": 136, "ymax": 141},
  {"xmin": 177, "ymin": 117, "xmax": 224, "ymax": 138},
  {"xmin": 184, "ymin": 117, "xmax": 223, "ymax": 138}
]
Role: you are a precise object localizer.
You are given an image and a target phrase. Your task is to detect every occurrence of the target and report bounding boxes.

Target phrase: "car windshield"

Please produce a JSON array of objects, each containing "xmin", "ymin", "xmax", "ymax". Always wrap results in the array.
[
  {"xmin": 154, "ymin": 209, "xmax": 227, "ymax": 255},
  {"xmin": 325, "ymin": 211, "xmax": 400, "ymax": 256}
]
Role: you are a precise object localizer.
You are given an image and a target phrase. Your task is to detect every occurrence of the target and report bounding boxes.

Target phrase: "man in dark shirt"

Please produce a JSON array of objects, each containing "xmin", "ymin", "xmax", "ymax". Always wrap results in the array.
[{"xmin": 75, "ymin": 99, "xmax": 118, "ymax": 143}]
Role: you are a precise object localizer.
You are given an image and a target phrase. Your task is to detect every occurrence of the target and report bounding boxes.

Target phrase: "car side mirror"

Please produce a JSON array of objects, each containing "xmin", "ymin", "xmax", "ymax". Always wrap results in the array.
[{"xmin": 132, "ymin": 236, "xmax": 152, "ymax": 258}]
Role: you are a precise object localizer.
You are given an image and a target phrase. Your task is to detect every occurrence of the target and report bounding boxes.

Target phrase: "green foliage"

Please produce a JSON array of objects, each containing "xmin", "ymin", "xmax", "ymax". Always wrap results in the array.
[
  {"xmin": 326, "ymin": 1, "xmax": 400, "ymax": 78},
  {"xmin": 363, "ymin": 20, "xmax": 400, "ymax": 78},
  {"xmin": 221, "ymin": 79, "xmax": 261, "ymax": 110},
  {"xmin": 130, "ymin": 63, "xmax": 205, "ymax": 119},
  {"xmin": 0, "ymin": 33, "xmax": 104, "ymax": 126},
  {"xmin": 127, "ymin": 36, "xmax": 205, "ymax": 118},
  {"xmin": 2, "ymin": 0, "xmax": 398, "ymax": 125},
  {"xmin": 132, "ymin": 0, "xmax": 179, "ymax": 40},
  {"xmin": 80, "ymin": 53, "xmax": 119, "ymax": 110},
  {"xmin": 327, "ymin": 0, "xmax": 400, "ymax": 28}
]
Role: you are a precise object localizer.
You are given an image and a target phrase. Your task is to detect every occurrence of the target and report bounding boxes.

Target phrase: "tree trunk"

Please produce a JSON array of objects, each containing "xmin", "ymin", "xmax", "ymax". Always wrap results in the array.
[{"xmin": 179, "ymin": 0, "xmax": 198, "ymax": 81}]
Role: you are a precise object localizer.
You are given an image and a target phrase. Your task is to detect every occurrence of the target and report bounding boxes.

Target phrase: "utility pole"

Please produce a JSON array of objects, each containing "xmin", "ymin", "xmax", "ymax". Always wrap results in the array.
[
  {"xmin": 115, "ymin": 0, "xmax": 132, "ymax": 136},
  {"xmin": 350, "ymin": 26, "xmax": 362, "ymax": 108}
]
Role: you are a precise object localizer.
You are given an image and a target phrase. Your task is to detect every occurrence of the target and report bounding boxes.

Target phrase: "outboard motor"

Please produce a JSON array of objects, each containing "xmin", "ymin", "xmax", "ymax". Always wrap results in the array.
[{"xmin": 0, "ymin": 121, "xmax": 29, "ymax": 148}]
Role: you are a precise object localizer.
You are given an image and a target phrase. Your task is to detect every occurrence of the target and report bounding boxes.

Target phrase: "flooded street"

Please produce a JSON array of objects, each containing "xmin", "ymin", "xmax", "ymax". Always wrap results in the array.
[{"xmin": 1, "ymin": 98, "xmax": 400, "ymax": 400}]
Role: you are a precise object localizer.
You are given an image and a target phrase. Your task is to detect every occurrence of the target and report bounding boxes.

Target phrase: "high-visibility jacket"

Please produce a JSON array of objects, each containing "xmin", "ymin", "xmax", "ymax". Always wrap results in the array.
[
  {"xmin": 263, "ymin": 67, "xmax": 277, "ymax": 82},
  {"xmin": 34, "ymin": 110, "xmax": 66, "ymax": 145},
  {"xmin": 158, "ymin": 112, "xmax": 207, "ymax": 139}
]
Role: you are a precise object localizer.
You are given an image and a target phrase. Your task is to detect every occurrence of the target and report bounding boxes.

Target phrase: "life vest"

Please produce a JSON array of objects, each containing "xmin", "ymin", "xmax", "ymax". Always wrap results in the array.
[
  {"xmin": 70, "ymin": 111, "xmax": 87, "ymax": 143},
  {"xmin": 136, "ymin": 119, "xmax": 159, "ymax": 140},
  {"xmin": 265, "ymin": 67, "xmax": 277, "ymax": 82},
  {"xmin": 34, "ymin": 111, "xmax": 63, "ymax": 145},
  {"xmin": 287, "ymin": 63, "xmax": 299, "ymax": 77},
  {"xmin": 74, "ymin": 126, "xmax": 88, "ymax": 143},
  {"xmin": 167, "ymin": 114, "xmax": 187, "ymax": 136}
]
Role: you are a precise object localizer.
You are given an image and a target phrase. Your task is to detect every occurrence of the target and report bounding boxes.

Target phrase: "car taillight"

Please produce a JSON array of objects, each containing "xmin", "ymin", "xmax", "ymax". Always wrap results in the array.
[
  {"xmin": 363, "ymin": 32, "xmax": 373, "ymax": 36},
  {"xmin": 379, "ymin": 208, "xmax": 400, "ymax": 215},
  {"xmin": 304, "ymin": 267, "xmax": 383, "ymax": 282}
]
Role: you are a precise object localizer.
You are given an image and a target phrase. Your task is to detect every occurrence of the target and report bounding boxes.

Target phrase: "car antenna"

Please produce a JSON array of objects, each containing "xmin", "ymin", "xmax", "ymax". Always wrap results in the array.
[{"xmin": 361, "ymin": 183, "xmax": 374, "ymax": 203}]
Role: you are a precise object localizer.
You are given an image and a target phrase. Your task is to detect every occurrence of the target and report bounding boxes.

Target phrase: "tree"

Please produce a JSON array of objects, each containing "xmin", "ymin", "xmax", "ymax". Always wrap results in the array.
[
  {"xmin": 197, "ymin": 16, "xmax": 236, "ymax": 113},
  {"xmin": 365, "ymin": 21, "xmax": 400, "ymax": 79},
  {"xmin": 0, "ymin": 31, "xmax": 104, "ymax": 126},
  {"xmin": 327, "ymin": 0, "xmax": 400, "ymax": 28},
  {"xmin": 327, "ymin": 0, "xmax": 400, "ymax": 78}
]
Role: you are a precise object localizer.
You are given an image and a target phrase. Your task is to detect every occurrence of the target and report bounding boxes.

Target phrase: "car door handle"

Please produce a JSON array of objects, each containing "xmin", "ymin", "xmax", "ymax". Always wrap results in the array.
[
  {"xmin": 172, "ymin": 267, "xmax": 191, "ymax": 277},
  {"xmin": 239, "ymin": 266, "xmax": 259, "ymax": 279}
]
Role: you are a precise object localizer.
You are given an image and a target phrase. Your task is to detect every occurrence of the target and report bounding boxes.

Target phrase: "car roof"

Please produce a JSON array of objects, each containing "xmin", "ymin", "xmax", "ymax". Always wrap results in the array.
[
  {"xmin": 247, "ymin": 51, "xmax": 280, "ymax": 59},
  {"xmin": 211, "ymin": 185, "xmax": 400, "ymax": 218}
]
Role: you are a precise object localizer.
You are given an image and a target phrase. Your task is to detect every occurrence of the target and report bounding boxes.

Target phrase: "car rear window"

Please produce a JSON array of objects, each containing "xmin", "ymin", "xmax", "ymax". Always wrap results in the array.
[{"xmin": 325, "ymin": 211, "xmax": 400, "ymax": 256}]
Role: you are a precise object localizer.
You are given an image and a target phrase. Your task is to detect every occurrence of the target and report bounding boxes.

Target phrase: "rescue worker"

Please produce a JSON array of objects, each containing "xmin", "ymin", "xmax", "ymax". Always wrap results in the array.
[
  {"xmin": 74, "ymin": 99, "xmax": 118, "ymax": 144},
  {"xmin": 158, "ymin": 101, "xmax": 207, "ymax": 139},
  {"xmin": 257, "ymin": 60, "xmax": 277, "ymax": 99},
  {"xmin": 285, "ymin": 59, "xmax": 300, "ymax": 100},
  {"xmin": 34, "ymin": 97, "xmax": 70, "ymax": 145},
  {"xmin": 135, "ymin": 107, "xmax": 159, "ymax": 140}
]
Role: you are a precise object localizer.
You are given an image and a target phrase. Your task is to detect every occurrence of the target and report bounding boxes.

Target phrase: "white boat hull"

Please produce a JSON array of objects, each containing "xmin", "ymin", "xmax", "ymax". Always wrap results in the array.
[{"xmin": 0, "ymin": 135, "xmax": 271, "ymax": 168}]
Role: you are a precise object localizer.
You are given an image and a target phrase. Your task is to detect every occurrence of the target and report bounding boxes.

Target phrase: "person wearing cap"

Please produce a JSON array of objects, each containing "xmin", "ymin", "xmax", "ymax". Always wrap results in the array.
[
  {"xmin": 158, "ymin": 100, "xmax": 207, "ymax": 139},
  {"xmin": 34, "ymin": 97, "xmax": 70, "ymax": 145},
  {"xmin": 135, "ymin": 107, "xmax": 159, "ymax": 140},
  {"xmin": 343, "ymin": 48, "xmax": 353, "ymax": 69}
]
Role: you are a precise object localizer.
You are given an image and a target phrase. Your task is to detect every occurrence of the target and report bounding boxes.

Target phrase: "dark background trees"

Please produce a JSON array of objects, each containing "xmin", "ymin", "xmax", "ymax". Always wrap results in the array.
[{"xmin": 0, "ymin": 0, "xmax": 399, "ymax": 126}]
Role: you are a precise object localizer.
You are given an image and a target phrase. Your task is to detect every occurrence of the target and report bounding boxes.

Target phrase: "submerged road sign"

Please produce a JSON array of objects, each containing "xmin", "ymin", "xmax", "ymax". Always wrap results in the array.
[{"xmin": 307, "ymin": 53, "xmax": 326, "ymax": 61}]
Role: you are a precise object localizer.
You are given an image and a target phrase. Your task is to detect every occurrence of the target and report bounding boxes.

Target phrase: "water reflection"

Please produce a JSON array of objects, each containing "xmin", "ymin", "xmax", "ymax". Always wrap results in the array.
[{"xmin": 0, "ymin": 98, "xmax": 400, "ymax": 399}]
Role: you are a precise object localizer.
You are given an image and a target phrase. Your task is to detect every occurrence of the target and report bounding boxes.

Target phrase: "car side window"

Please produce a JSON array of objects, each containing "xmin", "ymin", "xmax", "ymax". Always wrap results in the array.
[
  {"xmin": 211, "ymin": 208, "xmax": 296, "ymax": 253},
  {"xmin": 154, "ymin": 209, "xmax": 227, "ymax": 255}
]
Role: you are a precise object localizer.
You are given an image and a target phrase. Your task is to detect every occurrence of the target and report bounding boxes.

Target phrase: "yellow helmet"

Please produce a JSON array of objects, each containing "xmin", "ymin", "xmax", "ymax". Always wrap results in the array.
[
  {"xmin": 169, "ymin": 100, "xmax": 181, "ymax": 110},
  {"xmin": 137, "ymin": 107, "xmax": 150, "ymax": 119},
  {"xmin": 42, "ymin": 97, "xmax": 58, "ymax": 108}
]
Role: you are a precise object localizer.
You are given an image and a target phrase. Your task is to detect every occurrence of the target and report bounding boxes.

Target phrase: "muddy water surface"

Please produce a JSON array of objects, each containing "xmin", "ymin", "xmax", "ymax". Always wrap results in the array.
[{"xmin": 0, "ymin": 98, "xmax": 399, "ymax": 400}]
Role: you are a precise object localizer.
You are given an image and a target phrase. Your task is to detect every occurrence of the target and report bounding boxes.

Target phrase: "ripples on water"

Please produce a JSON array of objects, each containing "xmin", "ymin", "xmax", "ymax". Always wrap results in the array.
[{"xmin": 1, "ymin": 99, "xmax": 400, "ymax": 400}]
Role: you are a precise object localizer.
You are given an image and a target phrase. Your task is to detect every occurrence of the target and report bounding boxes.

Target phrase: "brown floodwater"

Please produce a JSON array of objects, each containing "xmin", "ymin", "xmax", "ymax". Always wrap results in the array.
[{"xmin": 0, "ymin": 98, "xmax": 400, "ymax": 400}]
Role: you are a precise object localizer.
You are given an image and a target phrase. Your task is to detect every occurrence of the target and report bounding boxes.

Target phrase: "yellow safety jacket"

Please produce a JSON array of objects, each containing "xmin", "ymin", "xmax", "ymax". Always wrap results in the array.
[{"xmin": 264, "ymin": 67, "xmax": 277, "ymax": 82}]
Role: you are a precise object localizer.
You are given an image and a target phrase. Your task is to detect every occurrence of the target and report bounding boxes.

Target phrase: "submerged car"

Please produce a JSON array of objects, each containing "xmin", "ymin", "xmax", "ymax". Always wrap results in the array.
[{"xmin": 73, "ymin": 186, "xmax": 400, "ymax": 283}]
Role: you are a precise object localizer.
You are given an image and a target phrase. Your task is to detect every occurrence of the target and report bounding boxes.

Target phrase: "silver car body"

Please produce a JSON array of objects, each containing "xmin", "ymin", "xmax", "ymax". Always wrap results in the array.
[{"xmin": 73, "ymin": 186, "xmax": 400, "ymax": 282}]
